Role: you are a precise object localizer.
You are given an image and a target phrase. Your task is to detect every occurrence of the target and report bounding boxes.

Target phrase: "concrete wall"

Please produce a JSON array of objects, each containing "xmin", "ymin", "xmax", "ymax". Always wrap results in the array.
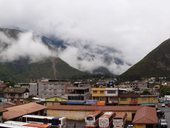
[
  {"xmin": 38, "ymin": 82, "xmax": 68, "ymax": 98},
  {"xmin": 23, "ymin": 92, "xmax": 29, "ymax": 99},
  {"xmin": 119, "ymin": 98, "xmax": 132, "ymax": 105},
  {"xmin": 47, "ymin": 110, "xmax": 133, "ymax": 121},
  {"xmin": 126, "ymin": 112, "xmax": 132, "ymax": 122},
  {"xmin": 134, "ymin": 124, "xmax": 146, "ymax": 128},
  {"xmin": 138, "ymin": 97, "xmax": 158, "ymax": 104},
  {"xmin": 119, "ymin": 97, "xmax": 158, "ymax": 105},
  {"xmin": 47, "ymin": 110, "xmax": 92, "ymax": 120},
  {"xmin": 29, "ymin": 83, "xmax": 38, "ymax": 96}
]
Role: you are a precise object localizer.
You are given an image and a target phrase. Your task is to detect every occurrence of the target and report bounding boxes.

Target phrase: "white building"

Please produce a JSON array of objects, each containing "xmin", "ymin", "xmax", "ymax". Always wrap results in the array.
[{"xmin": 38, "ymin": 79, "xmax": 71, "ymax": 98}]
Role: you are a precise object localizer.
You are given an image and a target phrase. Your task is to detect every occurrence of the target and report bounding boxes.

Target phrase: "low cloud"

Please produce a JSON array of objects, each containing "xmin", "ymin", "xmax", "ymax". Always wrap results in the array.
[
  {"xmin": 1, "ymin": 0, "xmax": 170, "ymax": 74},
  {"xmin": 0, "ymin": 32, "xmax": 56, "ymax": 62},
  {"xmin": 58, "ymin": 41, "xmax": 130, "ymax": 74}
]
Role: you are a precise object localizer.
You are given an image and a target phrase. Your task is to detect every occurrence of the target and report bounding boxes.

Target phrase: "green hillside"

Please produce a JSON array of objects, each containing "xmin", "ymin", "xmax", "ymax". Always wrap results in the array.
[
  {"xmin": 0, "ymin": 28, "xmax": 88, "ymax": 82},
  {"xmin": 121, "ymin": 38, "xmax": 170, "ymax": 79},
  {"xmin": 0, "ymin": 57, "xmax": 87, "ymax": 82}
]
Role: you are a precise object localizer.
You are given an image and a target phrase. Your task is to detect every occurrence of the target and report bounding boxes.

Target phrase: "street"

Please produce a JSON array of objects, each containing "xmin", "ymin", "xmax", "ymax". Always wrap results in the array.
[{"xmin": 160, "ymin": 106, "xmax": 170, "ymax": 128}]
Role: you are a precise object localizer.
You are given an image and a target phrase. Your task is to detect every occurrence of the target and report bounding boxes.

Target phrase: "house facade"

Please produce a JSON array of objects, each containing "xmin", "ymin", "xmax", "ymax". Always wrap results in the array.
[
  {"xmin": 67, "ymin": 82, "xmax": 91, "ymax": 101},
  {"xmin": 3, "ymin": 87, "xmax": 29, "ymax": 103},
  {"xmin": 118, "ymin": 94, "xmax": 158, "ymax": 105},
  {"xmin": 91, "ymin": 87, "xmax": 158, "ymax": 105},
  {"xmin": 38, "ymin": 79, "xmax": 71, "ymax": 98}
]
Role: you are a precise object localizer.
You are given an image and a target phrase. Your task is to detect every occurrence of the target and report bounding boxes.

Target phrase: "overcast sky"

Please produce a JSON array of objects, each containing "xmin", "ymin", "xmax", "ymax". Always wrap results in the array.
[{"xmin": 0, "ymin": 0, "xmax": 170, "ymax": 69}]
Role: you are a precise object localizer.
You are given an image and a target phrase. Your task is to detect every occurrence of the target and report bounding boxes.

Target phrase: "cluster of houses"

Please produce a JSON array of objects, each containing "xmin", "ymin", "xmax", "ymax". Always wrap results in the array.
[
  {"xmin": 0, "ymin": 77, "xmax": 167, "ymax": 128},
  {"xmin": 0, "ymin": 78, "xmax": 161, "ymax": 105}
]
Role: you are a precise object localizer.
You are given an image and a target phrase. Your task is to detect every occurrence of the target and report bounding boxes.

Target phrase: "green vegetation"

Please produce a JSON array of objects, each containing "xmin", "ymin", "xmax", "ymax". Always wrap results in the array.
[
  {"xmin": 0, "ymin": 58, "xmax": 87, "ymax": 82},
  {"xmin": 121, "ymin": 38, "xmax": 170, "ymax": 79},
  {"xmin": 141, "ymin": 89, "xmax": 151, "ymax": 95},
  {"xmin": 160, "ymin": 85, "xmax": 170, "ymax": 97},
  {"xmin": 4, "ymin": 80, "xmax": 15, "ymax": 87}
]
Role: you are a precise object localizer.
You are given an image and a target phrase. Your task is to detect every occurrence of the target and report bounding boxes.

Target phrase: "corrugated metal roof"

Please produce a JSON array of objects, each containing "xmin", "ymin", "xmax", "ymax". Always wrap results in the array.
[
  {"xmin": 48, "ymin": 105, "xmax": 142, "ymax": 112},
  {"xmin": 3, "ymin": 102, "xmax": 46, "ymax": 120},
  {"xmin": 132, "ymin": 107, "xmax": 158, "ymax": 124}
]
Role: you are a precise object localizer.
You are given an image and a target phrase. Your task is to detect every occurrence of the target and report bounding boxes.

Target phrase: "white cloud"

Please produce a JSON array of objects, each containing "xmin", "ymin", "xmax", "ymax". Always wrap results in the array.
[
  {"xmin": 58, "ymin": 41, "xmax": 130, "ymax": 74},
  {"xmin": 0, "ymin": 32, "xmax": 56, "ymax": 62},
  {"xmin": 0, "ymin": 0, "xmax": 170, "ymax": 73}
]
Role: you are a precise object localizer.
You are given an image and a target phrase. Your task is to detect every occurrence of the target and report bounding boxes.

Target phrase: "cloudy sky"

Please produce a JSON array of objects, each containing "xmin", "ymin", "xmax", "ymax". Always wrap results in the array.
[{"xmin": 0, "ymin": 0, "xmax": 170, "ymax": 74}]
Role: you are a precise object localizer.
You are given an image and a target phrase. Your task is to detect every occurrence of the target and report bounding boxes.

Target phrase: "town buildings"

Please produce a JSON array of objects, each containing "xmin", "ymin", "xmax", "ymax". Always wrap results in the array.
[
  {"xmin": 18, "ymin": 83, "xmax": 38, "ymax": 97},
  {"xmin": 3, "ymin": 87, "xmax": 29, "ymax": 103},
  {"xmin": 38, "ymin": 79, "xmax": 71, "ymax": 98},
  {"xmin": 47, "ymin": 104, "xmax": 158, "ymax": 128},
  {"xmin": 91, "ymin": 86, "xmax": 158, "ymax": 105},
  {"xmin": 2, "ymin": 102, "xmax": 46, "ymax": 121},
  {"xmin": 67, "ymin": 82, "xmax": 91, "ymax": 101}
]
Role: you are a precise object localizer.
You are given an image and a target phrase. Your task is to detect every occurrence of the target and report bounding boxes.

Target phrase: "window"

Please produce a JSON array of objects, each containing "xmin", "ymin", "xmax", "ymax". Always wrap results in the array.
[
  {"xmin": 131, "ymin": 98, "xmax": 137, "ymax": 101},
  {"xmin": 93, "ymin": 91, "xmax": 97, "ymax": 94},
  {"xmin": 87, "ymin": 117, "xmax": 93, "ymax": 121},
  {"xmin": 120, "ymin": 98, "xmax": 127, "ymax": 101},
  {"xmin": 107, "ymin": 90, "xmax": 116, "ymax": 94},
  {"xmin": 142, "ymin": 98, "xmax": 147, "ymax": 101},
  {"xmin": 10, "ymin": 94, "xmax": 15, "ymax": 97},
  {"xmin": 100, "ymin": 91, "xmax": 104, "ymax": 94}
]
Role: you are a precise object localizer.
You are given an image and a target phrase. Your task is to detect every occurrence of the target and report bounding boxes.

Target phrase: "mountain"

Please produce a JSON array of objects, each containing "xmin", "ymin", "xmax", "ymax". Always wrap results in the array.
[
  {"xmin": 92, "ymin": 66, "xmax": 113, "ymax": 75},
  {"xmin": 0, "ymin": 27, "xmax": 131, "ymax": 80},
  {"xmin": 41, "ymin": 36, "xmax": 130, "ymax": 75},
  {"xmin": 0, "ymin": 58, "xmax": 87, "ymax": 82},
  {"xmin": 121, "ymin": 38, "xmax": 170, "ymax": 79},
  {"xmin": 0, "ymin": 28, "xmax": 87, "ymax": 82}
]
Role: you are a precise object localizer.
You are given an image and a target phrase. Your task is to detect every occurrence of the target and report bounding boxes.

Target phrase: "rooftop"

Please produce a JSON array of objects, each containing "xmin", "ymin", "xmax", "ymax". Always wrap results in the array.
[
  {"xmin": 3, "ymin": 87, "xmax": 29, "ymax": 94},
  {"xmin": 48, "ymin": 104, "xmax": 142, "ymax": 112},
  {"xmin": 3, "ymin": 102, "xmax": 46, "ymax": 120},
  {"xmin": 133, "ymin": 107, "xmax": 158, "ymax": 124},
  {"xmin": 0, "ymin": 106, "xmax": 7, "ymax": 113}
]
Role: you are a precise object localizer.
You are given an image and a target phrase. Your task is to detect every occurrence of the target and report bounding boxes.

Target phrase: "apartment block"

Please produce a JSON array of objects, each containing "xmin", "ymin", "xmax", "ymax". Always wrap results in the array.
[{"xmin": 67, "ymin": 82, "xmax": 91, "ymax": 101}]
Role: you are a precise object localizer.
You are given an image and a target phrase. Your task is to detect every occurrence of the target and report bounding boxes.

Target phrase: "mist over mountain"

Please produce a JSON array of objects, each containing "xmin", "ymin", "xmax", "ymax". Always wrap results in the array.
[
  {"xmin": 2, "ymin": 0, "xmax": 170, "ymax": 77},
  {"xmin": 41, "ymin": 35, "xmax": 131, "ymax": 75},
  {"xmin": 0, "ymin": 27, "xmax": 132, "ymax": 80}
]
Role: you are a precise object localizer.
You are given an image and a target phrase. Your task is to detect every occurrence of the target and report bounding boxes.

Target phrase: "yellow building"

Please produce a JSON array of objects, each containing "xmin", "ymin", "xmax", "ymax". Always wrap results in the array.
[
  {"xmin": 92, "ymin": 87, "xmax": 119, "ymax": 103},
  {"xmin": 92, "ymin": 87, "xmax": 158, "ymax": 105},
  {"xmin": 119, "ymin": 94, "xmax": 158, "ymax": 105}
]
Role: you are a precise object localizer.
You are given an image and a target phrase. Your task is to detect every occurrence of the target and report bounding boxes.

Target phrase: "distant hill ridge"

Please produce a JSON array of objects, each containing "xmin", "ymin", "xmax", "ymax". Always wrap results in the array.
[
  {"xmin": 121, "ymin": 38, "xmax": 170, "ymax": 79},
  {"xmin": 0, "ymin": 28, "xmax": 87, "ymax": 82}
]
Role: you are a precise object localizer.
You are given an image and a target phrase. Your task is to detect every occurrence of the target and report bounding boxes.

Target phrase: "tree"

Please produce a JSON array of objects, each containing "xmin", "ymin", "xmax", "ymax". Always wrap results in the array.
[
  {"xmin": 141, "ymin": 89, "xmax": 151, "ymax": 95},
  {"xmin": 160, "ymin": 86, "xmax": 170, "ymax": 97},
  {"xmin": 4, "ymin": 80, "xmax": 15, "ymax": 87}
]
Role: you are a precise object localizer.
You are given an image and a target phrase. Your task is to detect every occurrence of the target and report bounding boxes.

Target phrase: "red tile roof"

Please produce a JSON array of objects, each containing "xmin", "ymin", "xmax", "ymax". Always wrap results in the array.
[
  {"xmin": 3, "ymin": 102, "xmax": 46, "ymax": 120},
  {"xmin": 48, "ymin": 105, "xmax": 142, "ymax": 112},
  {"xmin": 1, "ymin": 102, "xmax": 16, "ymax": 108},
  {"xmin": 133, "ymin": 107, "xmax": 158, "ymax": 124}
]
